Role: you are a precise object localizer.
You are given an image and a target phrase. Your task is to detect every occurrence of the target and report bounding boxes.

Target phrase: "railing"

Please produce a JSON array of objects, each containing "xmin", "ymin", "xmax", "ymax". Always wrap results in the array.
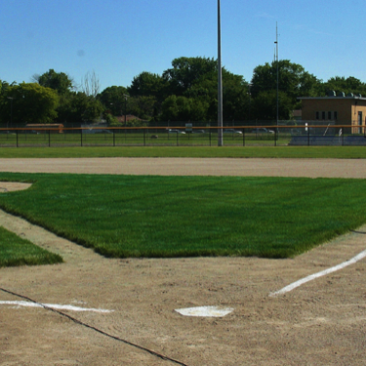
[{"xmin": 0, "ymin": 125, "xmax": 365, "ymax": 148}]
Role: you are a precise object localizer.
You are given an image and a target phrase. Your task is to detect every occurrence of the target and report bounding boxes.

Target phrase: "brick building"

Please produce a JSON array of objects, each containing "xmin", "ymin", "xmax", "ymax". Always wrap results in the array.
[{"xmin": 298, "ymin": 94, "xmax": 366, "ymax": 134}]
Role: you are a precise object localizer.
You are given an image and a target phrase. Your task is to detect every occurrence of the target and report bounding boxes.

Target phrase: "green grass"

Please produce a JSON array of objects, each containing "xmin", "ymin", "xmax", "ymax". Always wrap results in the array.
[
  {"xmin": 0, "ymin": 172, "xmax": 366, "ymax": 259},
  {"xmin": 0, "ymin": 225, "xmax": 63, "ymax": 267},
  {"xmin": 1, "ymin": 145, "xmax": 366, "ymax": 159}
]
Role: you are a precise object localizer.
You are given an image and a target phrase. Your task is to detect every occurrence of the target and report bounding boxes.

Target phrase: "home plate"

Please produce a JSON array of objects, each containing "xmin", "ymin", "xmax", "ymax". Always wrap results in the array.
[{"xmin": 175, "ymin": 306, "xmax": 234, "ymax": 317}]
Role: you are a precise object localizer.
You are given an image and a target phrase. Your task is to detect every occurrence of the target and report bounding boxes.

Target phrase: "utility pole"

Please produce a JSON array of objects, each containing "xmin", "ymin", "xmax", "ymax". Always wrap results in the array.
[
  {"xmin": 124, "ymin": 94, "xmax": 128, "ymax": 141},
  {"xmin": 217, "ymin": 0, "xmax": 223, "ymax": 146},
  {"xmin": 274, "ymin": 22, "xmax": 279, "ymax": 127}
]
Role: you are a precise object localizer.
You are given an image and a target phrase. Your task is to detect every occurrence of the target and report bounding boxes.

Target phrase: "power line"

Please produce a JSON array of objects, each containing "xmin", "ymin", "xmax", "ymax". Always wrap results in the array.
[{"xmin": 0, "ymin": 286, "xmax": 191, "ymax": 366}]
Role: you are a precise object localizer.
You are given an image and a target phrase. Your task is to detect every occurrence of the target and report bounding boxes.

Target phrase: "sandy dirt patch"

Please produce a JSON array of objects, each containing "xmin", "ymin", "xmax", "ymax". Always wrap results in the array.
[
  {"xmin": 1, "ymin": 158, "xmax": 366, "ymax": 366},
  {"xmin": 0, "ymin": 182, "xmax": 32, "ymax": 192}
]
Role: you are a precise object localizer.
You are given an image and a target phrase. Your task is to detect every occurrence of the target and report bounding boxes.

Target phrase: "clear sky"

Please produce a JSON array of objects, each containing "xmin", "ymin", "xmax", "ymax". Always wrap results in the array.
[{"xmin": 1, "ymin": 0, "xmax": 365, "ymax": 92}]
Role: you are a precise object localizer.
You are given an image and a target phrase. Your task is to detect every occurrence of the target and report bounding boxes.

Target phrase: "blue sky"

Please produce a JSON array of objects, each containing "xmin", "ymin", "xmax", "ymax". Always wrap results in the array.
[{"xmin": 1, "ymin": 0, "xmax": 365, "ymax": 91}]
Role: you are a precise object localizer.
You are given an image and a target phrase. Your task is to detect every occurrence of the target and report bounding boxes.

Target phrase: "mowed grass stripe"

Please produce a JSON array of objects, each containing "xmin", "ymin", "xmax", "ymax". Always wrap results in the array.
[
  {"xmin": 0, "ymin": 226, "xmax": 63, "ymax": 267},
  {"xmin": 1, "ymin": 146, "xmax": 366, "ymax": 159},
  {"xmin": 0, "ymin": 173, "xmax": 365, "ymax": 258}
]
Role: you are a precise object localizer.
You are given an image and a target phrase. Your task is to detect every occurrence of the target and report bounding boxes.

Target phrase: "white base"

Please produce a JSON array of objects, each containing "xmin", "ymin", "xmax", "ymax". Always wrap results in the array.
[{"xmin": 175, "ymin": 306, "xmax": 234, "ymax": 317}]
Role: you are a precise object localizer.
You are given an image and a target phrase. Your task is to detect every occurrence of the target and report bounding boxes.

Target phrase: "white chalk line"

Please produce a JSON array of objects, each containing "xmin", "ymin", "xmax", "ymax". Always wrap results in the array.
[
  {"xmin": 270, "ymin": 249, "xmax": 366, "ymax": 297},
  {"xmin": 0, "ymin": 300, "xmax": 113, "ymax": 313}
]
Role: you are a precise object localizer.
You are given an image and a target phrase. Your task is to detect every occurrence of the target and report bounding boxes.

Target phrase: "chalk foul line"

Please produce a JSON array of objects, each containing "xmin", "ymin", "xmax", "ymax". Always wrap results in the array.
[
  {"xmin": 270, "ymin": 249, "xmax": 366, "ymax": 297},
  {"xmin": 0, "ymin": 287, "xmax": 191, "ymax": 366},
  {"xmin": 0, "ymin": 300, "xmax": 113, "ymax": 313}
]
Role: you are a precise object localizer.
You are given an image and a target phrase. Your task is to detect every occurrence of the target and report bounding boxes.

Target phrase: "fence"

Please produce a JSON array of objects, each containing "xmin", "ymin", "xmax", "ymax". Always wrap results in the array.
[{"xmin": 0, "ymin": 124, "xmax": 365, "ymax": 148}]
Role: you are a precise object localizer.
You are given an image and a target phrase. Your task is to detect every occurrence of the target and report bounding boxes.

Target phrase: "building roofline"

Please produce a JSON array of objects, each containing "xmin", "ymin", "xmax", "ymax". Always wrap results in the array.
[{"xmin": 298, "ymin": 96, "xmax": 366, "ymax": 101}]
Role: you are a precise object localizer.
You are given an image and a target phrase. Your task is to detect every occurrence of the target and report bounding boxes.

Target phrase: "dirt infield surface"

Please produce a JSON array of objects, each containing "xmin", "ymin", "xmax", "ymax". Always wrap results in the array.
[{"xmin": 1, "ymin": 158, "xmax": 366, "ymax": 366}]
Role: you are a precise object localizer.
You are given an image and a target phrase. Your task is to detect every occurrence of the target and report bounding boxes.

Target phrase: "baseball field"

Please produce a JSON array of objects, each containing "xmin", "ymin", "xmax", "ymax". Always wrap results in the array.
[{"xmin": 1, "ymin": 148, "xmax": 366, "ymax": 366}]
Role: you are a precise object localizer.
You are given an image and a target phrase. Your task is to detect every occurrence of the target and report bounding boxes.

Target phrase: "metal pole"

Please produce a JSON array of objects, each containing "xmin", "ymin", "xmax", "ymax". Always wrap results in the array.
[
  {"xmin": 124, "ymin": 94, "xmax": 128, "ymax": 144},
  {"xmin": 274, "ymin": 129, "xmax": 277, "ymax": 147},
  {"xmin": 125, "ymin": 96, "xmax": 127, "ymax": 127},
  {"xmin": 217, "ymin": 0, "xmax": 223, "ymax": 146},
  {"xmin": 275, "ymin": 22, "xmax": 279, "ymax": 128}
]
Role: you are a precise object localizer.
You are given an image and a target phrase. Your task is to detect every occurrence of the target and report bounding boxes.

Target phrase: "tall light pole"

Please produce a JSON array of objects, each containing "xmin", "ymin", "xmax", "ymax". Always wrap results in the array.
[
  {"xmin": 217, "ymin": 0, "xmax": 223, "ymax": 146},
  {"xmin": 123, "ymin": 94, "xmax": 128, "ymax": 141},
  {"xmin": 274, "ymin": 22, "xmax": 279, "ymax": 127}
]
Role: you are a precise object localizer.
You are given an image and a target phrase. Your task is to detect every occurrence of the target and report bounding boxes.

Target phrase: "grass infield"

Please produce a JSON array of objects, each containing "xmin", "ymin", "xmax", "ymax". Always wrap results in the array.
[
  {"xmin": 0, "ymin": 172, "xmax": 365, "ymax": 259},
  {"xmin": 0, "ymin": 226, "xmax": 63, "ymax": 267}
]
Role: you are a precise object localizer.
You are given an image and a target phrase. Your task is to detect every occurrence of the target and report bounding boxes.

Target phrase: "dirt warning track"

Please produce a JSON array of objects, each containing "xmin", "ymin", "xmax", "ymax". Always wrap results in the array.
[{"xmin": 1, "ymin": 157, "xmax": 366, "ymax": 178}]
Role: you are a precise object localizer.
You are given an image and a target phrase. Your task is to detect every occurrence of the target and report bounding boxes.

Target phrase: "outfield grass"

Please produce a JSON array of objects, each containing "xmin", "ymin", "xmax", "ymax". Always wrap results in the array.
[
  {"xmin": 1, "ymin": 146, "xmax": 366, "ymax": 159},
  {"xmin": 0, "ymin": 172, "xmax": 365, "ymax": 259},
  {"xmin": 0, "ymin": 226, "xmax": 63, "ymax": 267}
]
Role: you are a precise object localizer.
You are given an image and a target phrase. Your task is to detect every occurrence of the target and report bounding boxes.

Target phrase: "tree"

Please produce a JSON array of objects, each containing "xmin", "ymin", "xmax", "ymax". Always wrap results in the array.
[
  {"xmin": 125, "ymin": 57, "xmax": 251, "ymax": 122},
  {"xmin": 127, "ymin": 96, "xmax": 157, "ymax": 120},
  {"xmin": 0, "ymin": 80, "xmax": 11, "ymax": 125},
  {"xmin": 250, "ymin": 60, "xmax": 319, "ymax": 104},
  {"xmin": 128, "ymin": 72, "xmax": 167, "ymax": 119},
  {"xmin": 33, "ymin": 69, "xmax": 74, "ymax": 95},
  {"xmin": 1, "ymin": 83, "xmax": 59, "ymax": 125},
  {"xmin": 98, "ymin": 86, "xmax": 128, "ymax": 116},
  {"xmin": 128, "ymin": 72, "xmax": 166, "ymax": 101},
  {"xmin": 0, "ymin": 80, "xmax": 10, "ymax": 94},
  {"xmin": 162, "ymin": 57, "xmax": 216, "ymax": 121},
  {"xmin": 163, "ymin": 57, "xmax": 217, "ymax": 96},
  {"xmin": 161, "ymin": 95, "xmax": 208, "ymax": 122},
  {"xmin": 222, "ymin": 70, "xmax": 250, "ymax": 121},
  {"xmin": 251, "ymin": 90, "xmax": 293, "ymax": 120},
  {"xmin": 160, "ymin": 95, "xmax": 179, "ymax": 121},
  {"xmin": 57, "ymin": 92, "xmax": 104, "ymax": 124},
  {"xmin": 321, "ymin": 76, "xmax": 366, "ymax": 96},
  {"xmin": 33, "ymin": 70, "xmax": 77, "ymax": 125},
  {"xmin": 162, "ymin": 56, "xmax": 250, "ymax": 122},
  {"xmin": 80, "ymin": 70, "xmax": 100, "ymax": 98},
  {"xmin": 104, "ymin": 113, "xmax": 120, "ymax": 126}
]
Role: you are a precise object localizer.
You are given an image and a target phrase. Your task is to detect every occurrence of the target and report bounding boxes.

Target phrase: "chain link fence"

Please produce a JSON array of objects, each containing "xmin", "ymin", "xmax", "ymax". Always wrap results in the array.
[{"xmin": 1, "ymin": 121, "xmax": 365, "ymax": 147}]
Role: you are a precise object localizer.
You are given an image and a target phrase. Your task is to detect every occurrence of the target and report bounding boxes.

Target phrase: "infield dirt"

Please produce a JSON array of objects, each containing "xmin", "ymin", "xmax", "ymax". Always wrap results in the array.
[{"xmin": 0, "ymin": 158, "xmax": 366, "ymax": 366}]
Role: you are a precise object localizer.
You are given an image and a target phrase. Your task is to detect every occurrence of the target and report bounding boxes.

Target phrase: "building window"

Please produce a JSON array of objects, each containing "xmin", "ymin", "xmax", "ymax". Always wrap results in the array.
[
  {"xmin": 316, "ymin": 111, "xmax": 319, "ymax": 119},
  {"xmin": 322, "ymin": 111, "xmax": 325, "ymax": 120},
  {"xmin": 328, "ymin": 111, "xmax": 332, "ymax": 120},
  {"xmin": 334, "ymin": 111, "xmax": 338, "ymax": 120}
]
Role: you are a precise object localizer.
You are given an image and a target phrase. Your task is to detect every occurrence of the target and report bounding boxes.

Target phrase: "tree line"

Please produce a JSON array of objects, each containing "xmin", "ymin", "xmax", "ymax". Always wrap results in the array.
[{"xmin": 1, "ymin": 57, "xmax": 366, "ymax": 127}]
